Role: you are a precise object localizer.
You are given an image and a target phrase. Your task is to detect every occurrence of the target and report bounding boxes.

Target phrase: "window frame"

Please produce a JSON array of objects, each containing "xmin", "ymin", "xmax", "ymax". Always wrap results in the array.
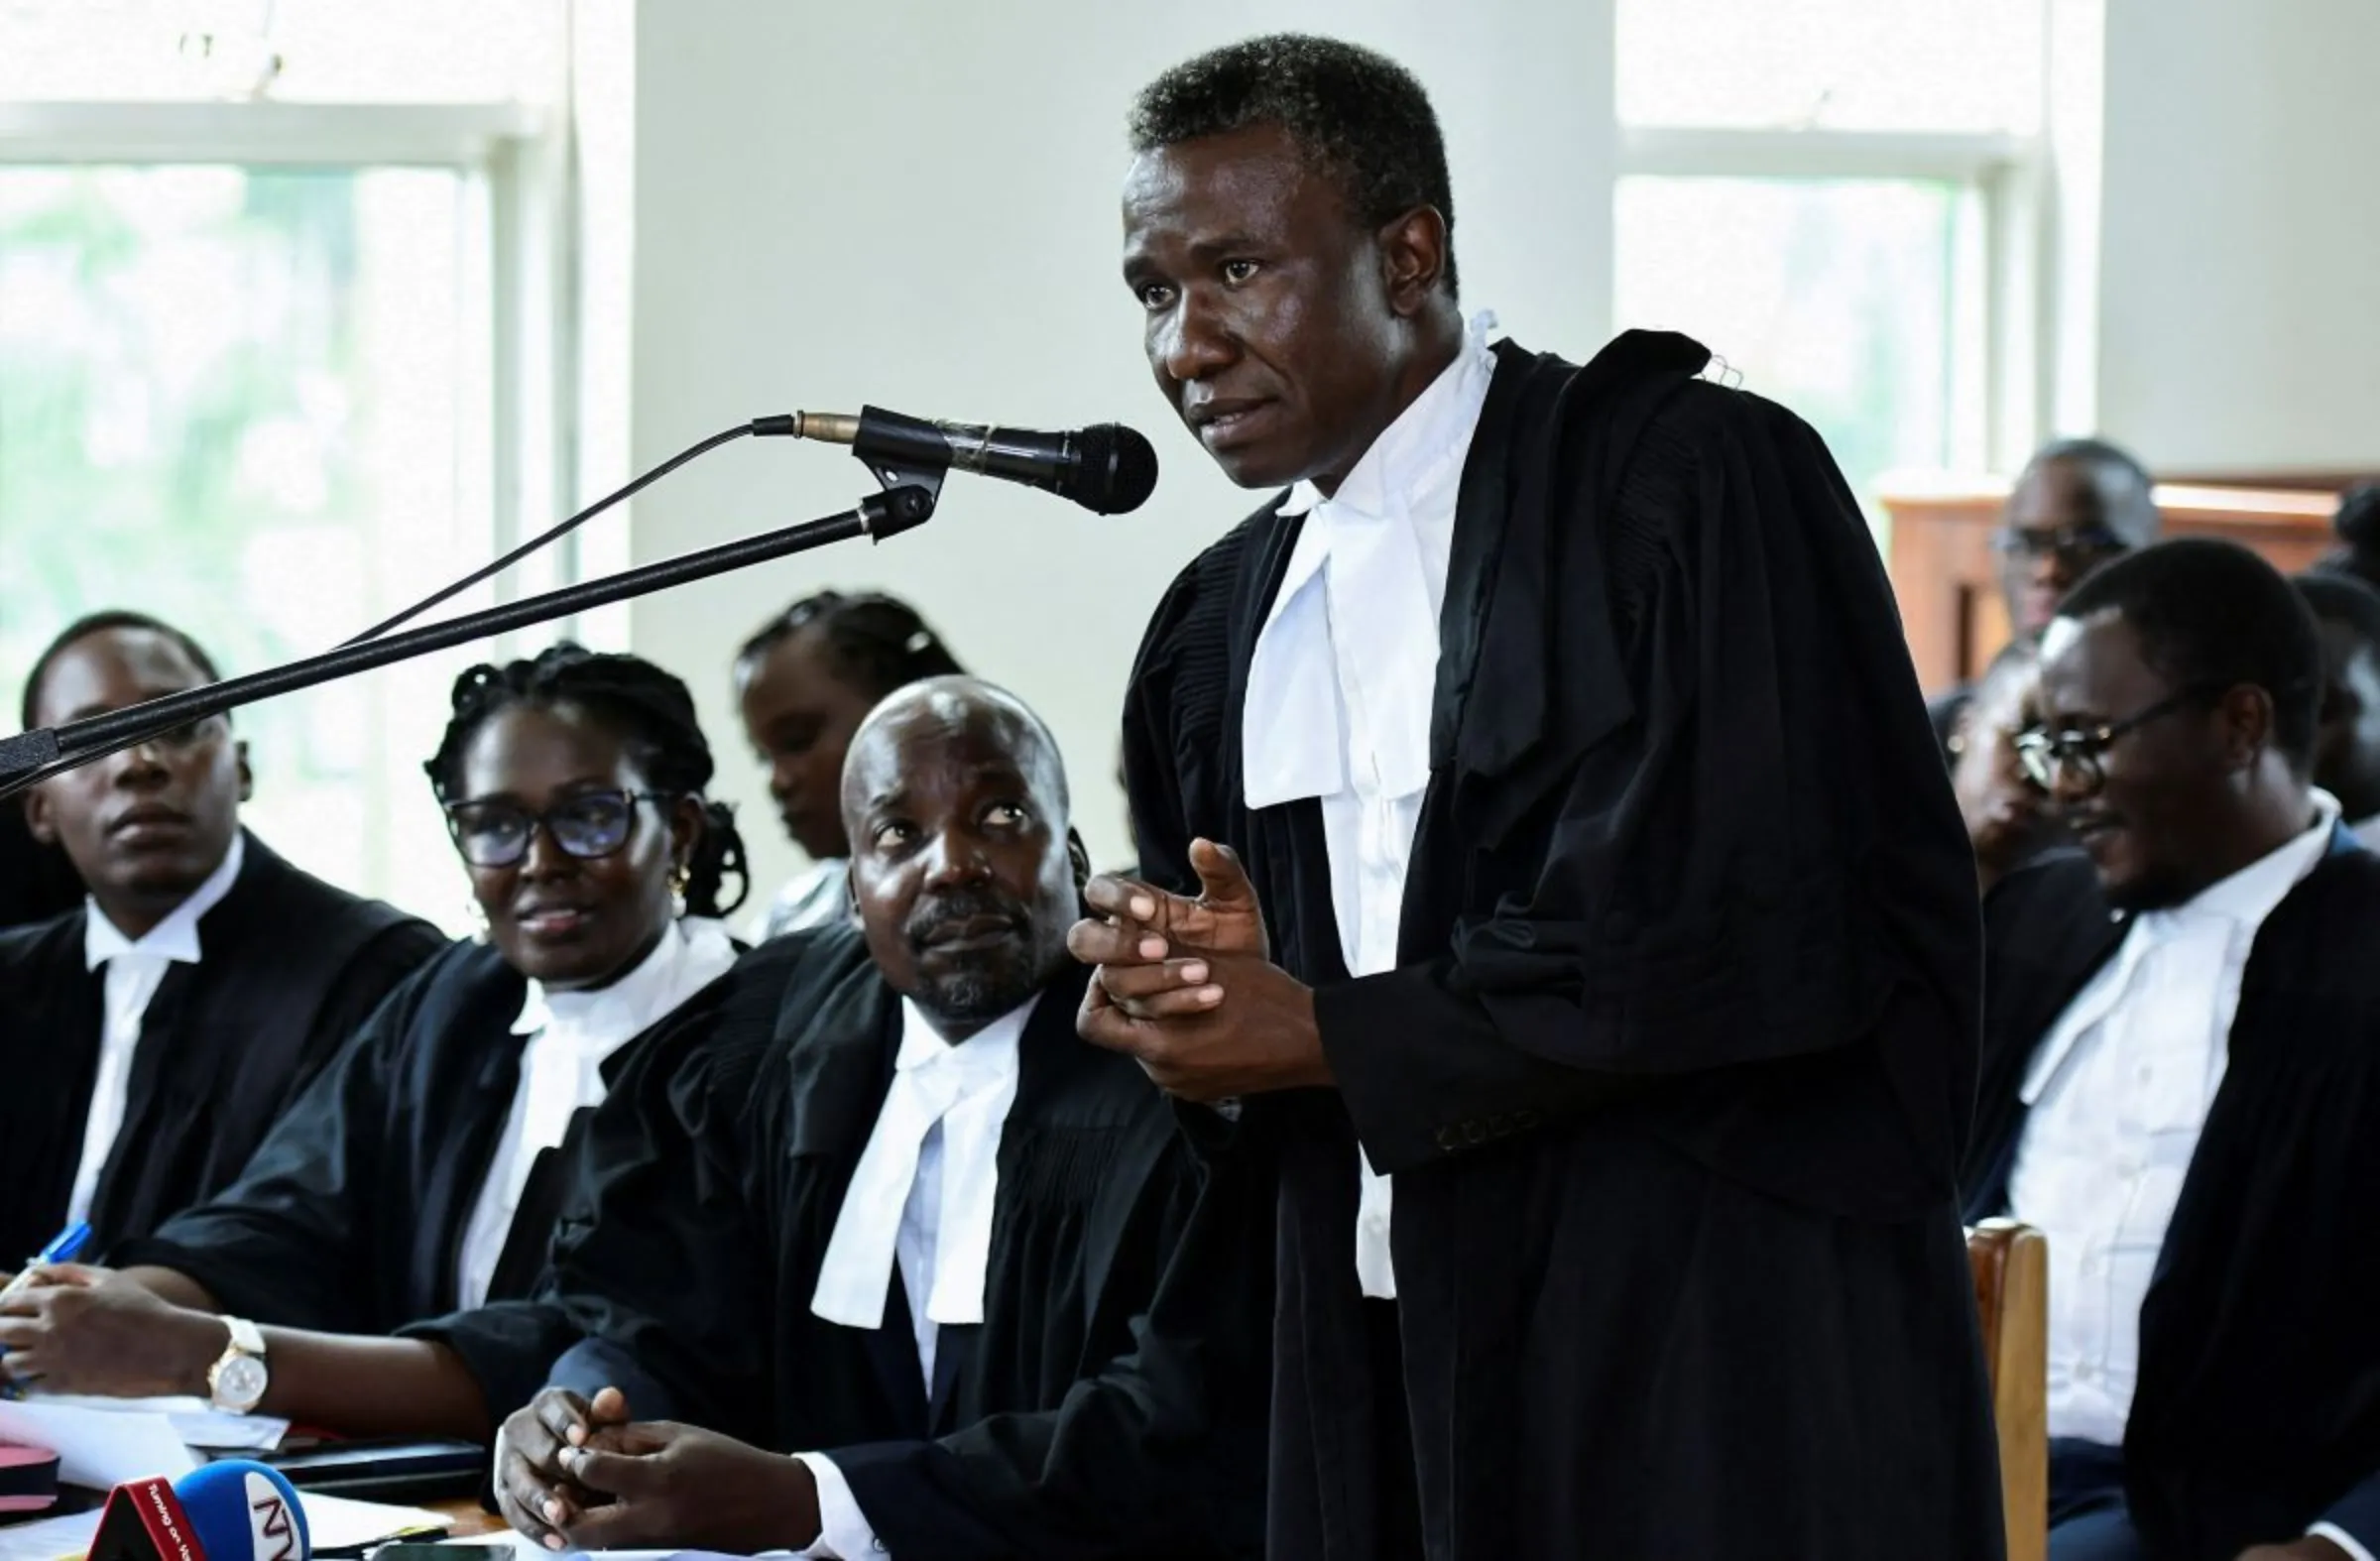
[
  {"xmin": 0, "ymin": 97, "xmax": 580, "ymax": 637},
  {"xmin": 1612, "ymin": 122, "xmax": 2055, "ymax": 479},
  {"xmin": 0, "ymin": 98, "xmax": 580, "ymax": 923}
]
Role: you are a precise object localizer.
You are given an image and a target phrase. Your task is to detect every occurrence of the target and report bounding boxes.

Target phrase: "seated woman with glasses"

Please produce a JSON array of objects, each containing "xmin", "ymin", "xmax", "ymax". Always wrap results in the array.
[{"xmin": 0, "ymin": 645, "xmax": 748, "ymax": 1435}]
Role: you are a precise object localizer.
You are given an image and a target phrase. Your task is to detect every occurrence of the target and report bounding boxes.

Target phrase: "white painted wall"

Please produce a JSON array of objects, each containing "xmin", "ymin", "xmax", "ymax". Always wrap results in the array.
[
  {"xmin": 623, "ymin": 0, "xmax": 1614, "ymax": 904},
  {"xmin": 2094, "ymin": 0, "xmax": 2380, "ymax": 471}
]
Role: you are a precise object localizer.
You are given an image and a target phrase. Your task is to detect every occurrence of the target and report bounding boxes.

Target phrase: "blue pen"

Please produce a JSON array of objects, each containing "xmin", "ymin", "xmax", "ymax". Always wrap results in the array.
[
  {"xmin": 0, "ymin": 1221, "xmax": 90, "ymax": 1398},
  {"xmin": 0, "ymin": 1220, "xmax": 91, "ymax": 1307}
]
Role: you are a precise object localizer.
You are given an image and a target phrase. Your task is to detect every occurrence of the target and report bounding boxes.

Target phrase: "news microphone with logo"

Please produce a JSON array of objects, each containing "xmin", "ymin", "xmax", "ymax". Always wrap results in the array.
[
  {"xmin": 85, "ymin": 1459, "xmax": 309, "ymax": 1561},
  {"xmin": 755, "ymin": 407, "xmax": 1159, "ymax": 517}
]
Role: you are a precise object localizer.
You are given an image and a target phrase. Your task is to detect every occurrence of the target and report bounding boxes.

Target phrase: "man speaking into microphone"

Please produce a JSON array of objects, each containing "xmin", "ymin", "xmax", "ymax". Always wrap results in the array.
[{"xmin": 1071, "ymin": 34, "xmax": 2003, "ymax": 1560}]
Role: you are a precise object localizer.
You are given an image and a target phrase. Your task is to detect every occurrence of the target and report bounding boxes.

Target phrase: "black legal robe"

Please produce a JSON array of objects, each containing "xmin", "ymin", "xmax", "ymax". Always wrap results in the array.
[
  {"xmin": 0, "ymin": 830, "xmax": 440, "ymax": 1261},
  {"xmin": 0, "ymin": 804, "xmax": 82, "ymax": 932},
  {"xmin": 1123, "ymin": 330, "xmax": 2004, "ymax": 1560},
  {"xmin": 464, "ymin": 925, "xmax": 1270, "ymax": 1559},
  {"xmin": 1964, "ymin": 836, "xmax": 2380, "ymax": 1561},
  {"xmin": 109, "ymin": 938, "xmax": 689, "ymax": 1333}
]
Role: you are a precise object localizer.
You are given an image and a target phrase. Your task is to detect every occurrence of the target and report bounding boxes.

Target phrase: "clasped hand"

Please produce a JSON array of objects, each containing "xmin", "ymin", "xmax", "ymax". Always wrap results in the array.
[
  {"xmin": 1067, "ymin": 837, "xmax": 1332, "ymax": 1100},
  {"xmin": 495, "ymin": 1385, "xmax": 822, "ymax": 1553}
]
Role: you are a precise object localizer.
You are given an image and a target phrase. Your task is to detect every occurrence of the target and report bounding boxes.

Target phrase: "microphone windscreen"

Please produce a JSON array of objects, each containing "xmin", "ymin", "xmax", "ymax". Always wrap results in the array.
[
  {"xmin": 172, "ymin": 1461, "xmax": 309, "ymax": 1561},
  {"xmin": 1072, "ymin": 423, "xmax": 1159, "ymax": 516}
]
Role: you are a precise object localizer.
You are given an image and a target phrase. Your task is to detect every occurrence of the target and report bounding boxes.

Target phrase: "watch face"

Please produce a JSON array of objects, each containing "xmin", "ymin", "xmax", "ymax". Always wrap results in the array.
[{"xmin": 216, "ymin": 1354, "xmax": 269, "ymax": 1408}]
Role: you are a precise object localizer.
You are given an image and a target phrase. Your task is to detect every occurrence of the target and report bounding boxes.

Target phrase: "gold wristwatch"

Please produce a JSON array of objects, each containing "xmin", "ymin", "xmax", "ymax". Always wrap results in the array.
[{"xmin": 205, "ymin": 1316, "xmax": 269, "ymax": 1413}]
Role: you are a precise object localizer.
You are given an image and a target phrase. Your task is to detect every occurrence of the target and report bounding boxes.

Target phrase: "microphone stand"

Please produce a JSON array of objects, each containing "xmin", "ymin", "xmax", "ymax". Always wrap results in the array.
[{"xmin": 0, "ymin": 471, "xmax": 942, "ymax": 802}]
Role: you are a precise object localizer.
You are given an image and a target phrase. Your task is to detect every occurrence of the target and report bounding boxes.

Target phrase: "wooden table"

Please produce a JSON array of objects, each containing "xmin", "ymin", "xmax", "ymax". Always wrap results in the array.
[{"xmin": 428, "ymin": 1498, "xmax": 507, "ymax": 1539}]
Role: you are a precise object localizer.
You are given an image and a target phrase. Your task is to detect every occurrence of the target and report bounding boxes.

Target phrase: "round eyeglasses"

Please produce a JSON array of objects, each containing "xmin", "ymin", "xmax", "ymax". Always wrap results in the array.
[
  {"xmin": 2011, "ymin": 686, "xmax": 2217, "ymax": 793},
  {"xmin": 442, "ymin": 787, "xmax": 672, "ymax": 869},
  {"xmin": 1988, "ymin": 524, "xmax": 2130, "ymax": 567}
]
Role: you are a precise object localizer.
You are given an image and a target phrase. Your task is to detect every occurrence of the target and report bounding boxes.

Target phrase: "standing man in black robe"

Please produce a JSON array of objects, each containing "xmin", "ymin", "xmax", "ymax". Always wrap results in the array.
[
  {"xmin": 1073, "ymin": 34, "xmax": 2001, "ymax": 1559},
  {"xmin": 490, "ymin": 676, "xmax": 1268, "ymax": 1559},
  {"xmin": 1970, "ymin": 540, "xmax": 2380, "ymax": 1561},
  {"xmin": 0, "ymin": 612, "xmax": 442, "ymax": 1263}
]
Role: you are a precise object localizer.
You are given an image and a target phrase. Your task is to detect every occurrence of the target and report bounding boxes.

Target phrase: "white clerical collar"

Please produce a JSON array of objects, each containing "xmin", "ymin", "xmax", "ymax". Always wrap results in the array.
[
  {"xmin": 1241, "ymin": 309, "xmax": 1500, "ymax": 814},
  {"xmin": 510, "ymin": 914, "xmax": 739, "ymax": 1048},
  {"xmin": 83, "ymin": 829, "xmax": 246, "ymax": 972},
  {"xmin": 810, "ymin": 990, "xmax": 1035, "ymax": 1335},
  {"xmin": 1274, "ymin": 309, "xmax": 1500, "ymax": 527},
  {"xmin": 2019, "ymin": 789, "xmax": 2341, "ymax": 1106}
]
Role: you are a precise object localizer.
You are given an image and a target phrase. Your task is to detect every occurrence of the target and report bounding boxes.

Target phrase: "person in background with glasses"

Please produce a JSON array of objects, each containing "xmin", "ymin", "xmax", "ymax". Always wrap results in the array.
[
  {"xmin": 1947, "ymin": 639, "xmax": 2064, "ymax": 895},
  {"xmin": 734, "ymin": 590, "xmax": 965, "ymax": 943},
  {"xmin": 0, "ymin": 611, "xmax": 441, "ymax": 1269},
  {"xmin": 0, "ymin": 646, "xmax": 747, "ymax": 1436},
  {"xmin": 1931, "ymin": 438, "xmax": 2163, "ymax": 761},
  {"xmin": 1961, "ymin": 539, "xmax": 2380, "ymax": 1561}
]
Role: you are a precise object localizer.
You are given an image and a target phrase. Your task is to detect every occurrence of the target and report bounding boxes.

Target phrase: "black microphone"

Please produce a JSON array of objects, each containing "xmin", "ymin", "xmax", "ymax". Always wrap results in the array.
[{"xmin": 757, "ymin": 407, "xmax": 1158, "ymax": 516}]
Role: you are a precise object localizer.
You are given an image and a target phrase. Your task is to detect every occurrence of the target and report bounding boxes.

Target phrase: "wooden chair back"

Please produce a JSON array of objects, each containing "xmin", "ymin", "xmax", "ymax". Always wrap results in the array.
[{"xmin": 1968, "ymin": 1218, "xmax": 2049, "ymax": 1561}]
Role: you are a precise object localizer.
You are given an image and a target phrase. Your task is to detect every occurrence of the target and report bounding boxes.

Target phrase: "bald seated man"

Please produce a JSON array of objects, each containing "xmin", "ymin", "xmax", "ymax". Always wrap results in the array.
[
  {"xmin": 479, "ymin": 677, "xmax": 1269, "ymax": 1560},
  {"xmin": 1933, "ymin": 438, "xmax": 2162, "ymax": 758}
]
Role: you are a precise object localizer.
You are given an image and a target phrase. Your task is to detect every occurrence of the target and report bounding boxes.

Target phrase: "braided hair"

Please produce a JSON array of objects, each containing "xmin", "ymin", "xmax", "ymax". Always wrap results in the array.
[
  {"xmin": 424, "ymin": 643, "xmax": 751, "ymax": 917},
  {"xmin": 735, "ymin": 590, "xmax": 965, "ymax": 701}
]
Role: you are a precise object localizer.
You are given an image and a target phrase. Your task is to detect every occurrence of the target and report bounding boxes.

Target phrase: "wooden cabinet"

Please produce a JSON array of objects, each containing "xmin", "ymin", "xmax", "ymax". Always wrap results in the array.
[{"xmin": 1879, "ymin": 476, "xmax": 2345, "ymax": 691}]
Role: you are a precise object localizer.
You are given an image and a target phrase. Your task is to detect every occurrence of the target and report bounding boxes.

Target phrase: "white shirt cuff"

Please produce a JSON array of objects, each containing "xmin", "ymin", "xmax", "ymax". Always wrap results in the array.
[
  {"xmin": 2312, "ymin": 1520, "xmax": 2379, "ymax": 1561},
  {"xmin": 793, "ymin": 1452, "xmax": 881, "ymax": 1559}
]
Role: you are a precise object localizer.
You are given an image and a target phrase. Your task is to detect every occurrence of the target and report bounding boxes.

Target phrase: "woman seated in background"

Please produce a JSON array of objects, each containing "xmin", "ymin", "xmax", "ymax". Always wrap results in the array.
[
  {"xmin": 0, "ymin": 644, "xmax": 747, "ymax": 1437},
  {"xmin": 1949, "ymin": 638, "xmax": 2064, "ymax": 896},
  {"xmin": 734, "ymin": 589, "xmax": 962, "ymax": 940}
]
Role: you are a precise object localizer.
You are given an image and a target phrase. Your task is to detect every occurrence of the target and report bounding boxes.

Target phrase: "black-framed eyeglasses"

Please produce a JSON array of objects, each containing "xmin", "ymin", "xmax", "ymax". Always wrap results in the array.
[
  {"xmin": 1988, "ymin": 524, "xmax": 2130, "ymax": 565},
  {"xmin": 129, "ymin": 715, "xmax": 229, "ymax": 753},
  {"xmin": 2012, "ymin": 686, "xmax": 2219, "ymax": 792},
  {"xmin": 442, "ymin": 787, "xmax": 673, "ymax": 868}
]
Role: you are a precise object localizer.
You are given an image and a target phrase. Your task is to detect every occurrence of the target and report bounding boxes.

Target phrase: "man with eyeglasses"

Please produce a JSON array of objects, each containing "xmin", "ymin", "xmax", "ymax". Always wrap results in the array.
[
  {"xmin": 1933, "ymin": 438, "xmax": 2162, "ymax": 758},
  {"xmin": 0, "ymin": 612, "xmax": 442, "ymax": 1264},
  {"xmin": 1961, "ymin": 540, "xmax": 2380, "ymax": 1561}
]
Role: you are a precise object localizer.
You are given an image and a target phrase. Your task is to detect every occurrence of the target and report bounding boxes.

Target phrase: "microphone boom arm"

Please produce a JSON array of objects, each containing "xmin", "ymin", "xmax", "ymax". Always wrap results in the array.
[{"xmin": 0, "ymin": 476, "xmax": 941, "ymax": 802}]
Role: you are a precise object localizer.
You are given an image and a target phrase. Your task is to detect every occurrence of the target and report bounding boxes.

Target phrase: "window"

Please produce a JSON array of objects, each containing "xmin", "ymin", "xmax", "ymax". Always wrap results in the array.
[
  {"xmin": 1, "ymin": 4, "xmax": 570, "ymax": 932},
  {"xmin": 1612, "ymin": 0, "xmax": 2053, "ymax": 532}
]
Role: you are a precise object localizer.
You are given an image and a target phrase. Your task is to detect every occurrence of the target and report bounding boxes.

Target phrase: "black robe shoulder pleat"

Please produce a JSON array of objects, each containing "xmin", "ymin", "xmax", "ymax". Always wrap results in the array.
[
  {"xmin": 0, "ymin": 830, "xmax": 442, "ymax": 1261},
  {"xmin": 1123, "ymin": 330, "xmax": 2002, "ymax": 1560}
]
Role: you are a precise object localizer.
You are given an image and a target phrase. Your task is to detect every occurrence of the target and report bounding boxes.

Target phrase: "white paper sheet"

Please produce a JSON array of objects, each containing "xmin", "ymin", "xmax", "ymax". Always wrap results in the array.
[
  {"xmin": 0, "ymin": 1508, "xmax": 97, "ymax": 1561},
  {"xmin": 8, "ymin": 1395, "xmax": 287, "ymax": 1454},
  {"xmin": 295, "ymin": 1492, "xmax": 449, "ymax": 1552},
  {"xmin": 0, "ymin": 1399, "xmax": 199, "ymax": 1488}
]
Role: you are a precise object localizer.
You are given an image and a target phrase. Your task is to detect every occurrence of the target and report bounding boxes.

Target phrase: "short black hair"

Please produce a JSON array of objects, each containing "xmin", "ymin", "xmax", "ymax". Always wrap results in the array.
[
  {"xmin": 1130, "ymin": 34, "xmax": 1459, "ymax": 298},
  {"xmin": 425, "ymin": 643, "xmax": 750, "ymax": 917},
  {"xmin": 2315, "ymin": 481, "xmax": 2380, "ymax": 593},
  {"xmin": 2296, "ymin": 570, "xmax": 2380, "ymax": 655},
  {"xmin": 2021, "ymin": 436, "xmax": 2160, "ymax": 546},
  {"xmin": 736, "ymin": 590, "xmax": 965, "ymax": 702},
  {"xmin": 20, "ymin": 610, "xmax": 225, "ymax": 731},
  {"xmin": 2058, "ymin": 539, "xmax": 2322, "ymax": 771}
]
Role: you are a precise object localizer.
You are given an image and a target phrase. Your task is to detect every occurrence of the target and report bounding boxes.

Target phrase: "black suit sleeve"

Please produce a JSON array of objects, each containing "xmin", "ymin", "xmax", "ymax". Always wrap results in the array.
[
  {"xmin": 827, "ymin": 1122, "xmax": 1273, "ymax": 1560},
  {"xmin": 1318, "ymin": 385, "xmax": 1978, "ymax": 1174}
]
